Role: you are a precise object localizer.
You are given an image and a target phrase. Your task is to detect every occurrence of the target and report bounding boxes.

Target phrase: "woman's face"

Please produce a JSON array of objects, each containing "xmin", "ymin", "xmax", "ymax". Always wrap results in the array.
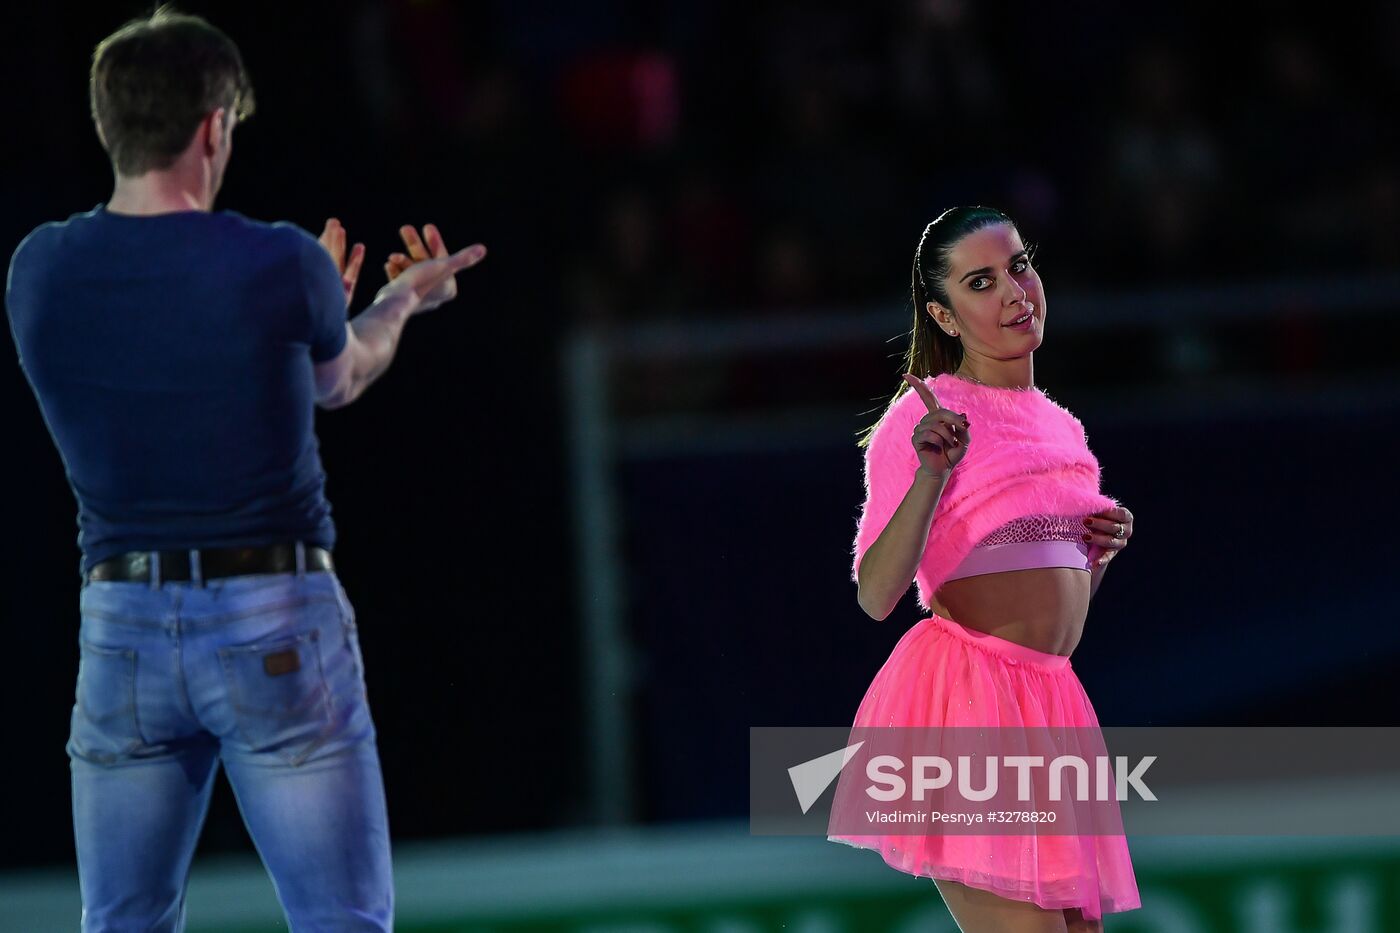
[{"xmin": 930, "ymin": 223, "xmax": 1044, "ymax": 355}]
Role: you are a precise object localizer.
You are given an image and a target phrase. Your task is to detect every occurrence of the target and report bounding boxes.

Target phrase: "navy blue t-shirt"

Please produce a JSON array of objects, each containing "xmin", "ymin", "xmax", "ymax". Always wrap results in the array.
[{"xmin": 4, "ymin": 204, "xmax": 349, "ymax": 574}]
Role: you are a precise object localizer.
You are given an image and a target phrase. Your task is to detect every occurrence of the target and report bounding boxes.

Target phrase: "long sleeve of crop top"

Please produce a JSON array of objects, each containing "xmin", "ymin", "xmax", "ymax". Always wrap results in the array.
[{"xmin": 850, "ymin": 390, "xmax": 927, "ymax": 584}]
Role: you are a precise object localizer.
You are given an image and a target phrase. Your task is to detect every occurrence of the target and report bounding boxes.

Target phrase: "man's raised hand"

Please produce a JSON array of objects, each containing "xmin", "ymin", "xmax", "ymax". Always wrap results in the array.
[
  {"xmin": 318, "ymin": 217, "xmax": 366, "ymax": 309},
  {"xmin": 377, "ymin": 223, "xmax": 487, "ymax": 314}
]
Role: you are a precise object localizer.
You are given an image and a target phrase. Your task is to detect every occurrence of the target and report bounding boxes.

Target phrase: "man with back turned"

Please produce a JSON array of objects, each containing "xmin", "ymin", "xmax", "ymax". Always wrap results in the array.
[{"xmin": 4, "ymin": 9, "xmax": 485, "ymax": 931}]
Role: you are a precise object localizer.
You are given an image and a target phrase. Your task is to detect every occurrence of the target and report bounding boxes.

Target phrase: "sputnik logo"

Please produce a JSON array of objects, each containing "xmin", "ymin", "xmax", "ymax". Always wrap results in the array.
[{"xmin": 788, "ymin": 742, "xmax": 864, "ymax": 814}]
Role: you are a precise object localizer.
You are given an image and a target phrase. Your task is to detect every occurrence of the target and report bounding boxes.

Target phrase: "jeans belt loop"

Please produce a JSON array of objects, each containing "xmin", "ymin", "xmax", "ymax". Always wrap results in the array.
[
  {"xmin": 295, "ymin": 540, "xmax": 307, "ymax": 579},
  {"xmin": 149, "ymin": 550, "xmax": 161, "ymax": 590},
  {"xmin": 190, "ymin": 548, "xmax": 203, "ymax": 588}
]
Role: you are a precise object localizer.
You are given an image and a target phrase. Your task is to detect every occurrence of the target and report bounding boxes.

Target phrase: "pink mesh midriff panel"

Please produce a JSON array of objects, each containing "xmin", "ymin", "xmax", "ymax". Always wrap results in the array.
[{"xmin": 943, "ymin": 514, "xmax": 1093, "ymax": 583}]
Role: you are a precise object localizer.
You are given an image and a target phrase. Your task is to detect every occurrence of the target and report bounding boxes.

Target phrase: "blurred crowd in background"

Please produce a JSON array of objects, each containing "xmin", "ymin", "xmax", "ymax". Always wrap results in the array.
[
  {"xmin": 10, "ymin": 1, "xmax": 1399, "ymax": 331},
  {"xmin": 358, "ymin": 0, "xmax": 1399, "ymax": 324}
]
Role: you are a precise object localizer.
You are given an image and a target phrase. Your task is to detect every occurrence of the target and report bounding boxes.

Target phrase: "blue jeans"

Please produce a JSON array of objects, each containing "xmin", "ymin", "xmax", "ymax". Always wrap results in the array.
[{"xmin": 68, "ymin": 559, "xmax": 393, "ymax": 932}]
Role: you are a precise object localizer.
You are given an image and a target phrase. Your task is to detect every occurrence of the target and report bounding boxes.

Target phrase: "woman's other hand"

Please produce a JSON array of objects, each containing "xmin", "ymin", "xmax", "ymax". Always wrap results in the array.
[{"xmin": 1083, "ymin": 506, "xmax": 1133, "ymax": 568}]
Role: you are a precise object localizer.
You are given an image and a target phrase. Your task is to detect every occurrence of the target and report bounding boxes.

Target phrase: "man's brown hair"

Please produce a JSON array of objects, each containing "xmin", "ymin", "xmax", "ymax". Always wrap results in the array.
[{"xmin": 89, "ymin": 5, "xmax": 255, "ymax": 176}]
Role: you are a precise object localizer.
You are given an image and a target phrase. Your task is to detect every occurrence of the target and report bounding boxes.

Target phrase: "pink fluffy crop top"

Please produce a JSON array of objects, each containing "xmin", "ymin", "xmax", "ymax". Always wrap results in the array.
[{"xmin": 942, "ymin": 513, "xmax": 1093, "ymax": 582}]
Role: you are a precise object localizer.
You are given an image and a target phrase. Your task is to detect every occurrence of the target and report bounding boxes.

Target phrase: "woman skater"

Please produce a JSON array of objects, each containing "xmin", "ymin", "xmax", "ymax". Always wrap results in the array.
[{"xmin": 827, "ymin": 206, "xmax": 1142, "ymax": 930}]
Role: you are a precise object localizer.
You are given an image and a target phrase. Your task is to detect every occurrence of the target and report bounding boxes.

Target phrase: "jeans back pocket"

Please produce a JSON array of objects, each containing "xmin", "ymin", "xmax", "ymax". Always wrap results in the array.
[
  {"xmin": 68, "ymin": 640, "xmax": 142, "ymax": 765},
  {"xmin": 218, "ymin": 628, "xmax": 332, "ymax": 766}
]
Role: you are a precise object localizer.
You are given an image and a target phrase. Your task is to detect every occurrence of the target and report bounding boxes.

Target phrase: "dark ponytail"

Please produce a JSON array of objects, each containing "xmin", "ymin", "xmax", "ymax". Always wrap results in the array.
[{"xmin": 857, "ymin": 205, "xmax": 1019, "ymax": 448}]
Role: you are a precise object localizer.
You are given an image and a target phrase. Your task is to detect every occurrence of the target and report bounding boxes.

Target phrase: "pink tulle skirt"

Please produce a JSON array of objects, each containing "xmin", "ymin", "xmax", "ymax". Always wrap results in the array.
[{"xmin": 827, "ymin": 614, "xmax": 1142, "ymax": 921}]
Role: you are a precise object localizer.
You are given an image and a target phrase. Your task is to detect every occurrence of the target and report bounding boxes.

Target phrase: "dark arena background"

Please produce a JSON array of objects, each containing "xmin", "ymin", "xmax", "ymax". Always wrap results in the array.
[{"xmin": 3, "ymin": 1, "xmax": 1399, "ymax": 930}]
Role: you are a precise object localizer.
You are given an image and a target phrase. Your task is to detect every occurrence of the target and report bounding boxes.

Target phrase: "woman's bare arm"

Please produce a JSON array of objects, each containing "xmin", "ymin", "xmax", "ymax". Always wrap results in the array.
[{"xmin": 856, "ymin": 467, "xmax": 950, "ymax": 621}]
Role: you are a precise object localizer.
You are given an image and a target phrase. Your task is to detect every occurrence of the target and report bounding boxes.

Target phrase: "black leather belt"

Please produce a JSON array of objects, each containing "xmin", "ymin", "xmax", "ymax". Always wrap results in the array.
[{"xmin": 85, "ymin": 543, "xmax": 333, "ymax": 584}]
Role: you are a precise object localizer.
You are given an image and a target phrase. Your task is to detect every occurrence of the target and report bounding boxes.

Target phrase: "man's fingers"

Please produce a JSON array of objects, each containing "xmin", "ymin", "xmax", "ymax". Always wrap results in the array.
[
  {"xmin": 344, "ymin": 243, "xmax": 366, "ymax": 284},
  {"xmin": 319, "ymin": 218, "xmax": 345, "ymax": 267},
  {"xmin": 423, "ymin": 223, "xmax": 449, "ymax": 259},
  {"xmin": 445, "ymin": 243, "xmax": 487, "ymax": 271},
  {"xmin": 902, "ymin": 373, "xmax": 942, "ymax": 414},
  {"xmin": 399, "ymin": 225, "xmax": 430, "ymax": 261},
  {"xmin": 386, "ymin": 245, "xmax": 487, "ymax": 304},
  {"xmin": 405, "ymin": 263, "xmax": 457, "ymax": 300}
]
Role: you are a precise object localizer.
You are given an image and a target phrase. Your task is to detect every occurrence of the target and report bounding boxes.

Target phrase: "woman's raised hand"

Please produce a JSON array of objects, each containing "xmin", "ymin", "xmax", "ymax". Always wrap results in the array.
[{"xmin": 902, "ymin": 373, "xmax": 971, "ymax": 477}]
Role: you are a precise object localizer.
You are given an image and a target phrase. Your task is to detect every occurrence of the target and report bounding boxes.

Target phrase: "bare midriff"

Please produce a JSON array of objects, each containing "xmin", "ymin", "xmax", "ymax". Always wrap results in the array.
[{"xmin": 930, "ymin": 567, "xmax": 1092, "ymax": 657}]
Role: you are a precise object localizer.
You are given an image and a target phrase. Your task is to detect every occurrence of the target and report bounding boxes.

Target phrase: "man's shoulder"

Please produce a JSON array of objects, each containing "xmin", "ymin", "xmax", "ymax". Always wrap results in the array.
[
  {"xmin": 10, "ymin": 207, "xmax": 101, "ymax": 263},
  {"xmin": 12, "ymin": 207, "xmax": 317, "ymax": 260},
  {"xmin": 217, "ymin": 211, "xmax": 319, "ymax": 255},
  {"xmin": 6, "ymin": 211, "xmax": 94, "ymax": 329},
  {"xmin": 7, "ymin": 211, "xmax": 91, "ymax": 301}
]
